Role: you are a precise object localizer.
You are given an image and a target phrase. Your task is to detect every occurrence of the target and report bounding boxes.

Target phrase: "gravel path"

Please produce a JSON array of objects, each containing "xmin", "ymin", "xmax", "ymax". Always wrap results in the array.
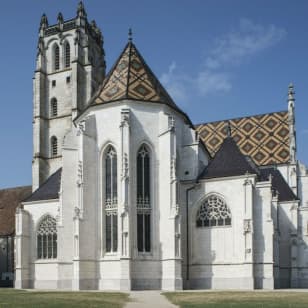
[{"xmin": 125, "ymin": 291, "xmax": 178, "ymax": 308}]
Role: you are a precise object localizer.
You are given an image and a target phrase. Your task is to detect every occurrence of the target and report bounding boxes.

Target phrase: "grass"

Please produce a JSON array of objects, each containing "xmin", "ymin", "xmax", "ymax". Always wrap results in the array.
[
  {"xmin": 164, "ymin": 291, "xmax": 308, "ymax": 308},
  {"xmin": 0, "ymin": 289, "xmax": 129, "ymax": 308}
]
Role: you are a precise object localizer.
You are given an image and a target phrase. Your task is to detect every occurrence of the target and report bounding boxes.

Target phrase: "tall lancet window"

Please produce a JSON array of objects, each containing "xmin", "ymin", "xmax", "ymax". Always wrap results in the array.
[
  {"xmin": 137, "ymin": 145, "xmax": 151, "ymax": 252},
  {"xmin": 54, "ymin": 44, "xmax": 60, "ymax": 71},
  {"xmin": 64, "ymin": 42, "xmax": 70, "ymax": 68},
  {"xmin": 105, "ymin": 146, "xmax": 118, "ymax": 253},
  {"xmin": 37, "ymin": 215, "xmax": 57, "ymax": 259}
]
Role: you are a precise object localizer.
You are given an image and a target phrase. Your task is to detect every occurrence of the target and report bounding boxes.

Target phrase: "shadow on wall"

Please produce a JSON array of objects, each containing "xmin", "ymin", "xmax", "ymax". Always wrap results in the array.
[{"xmin": 0, "ymin": 236, "xmax": 14, "ymax": 287}]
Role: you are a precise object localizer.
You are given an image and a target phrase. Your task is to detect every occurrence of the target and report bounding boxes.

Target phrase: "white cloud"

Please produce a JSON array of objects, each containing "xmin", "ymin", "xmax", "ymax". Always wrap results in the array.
[
  {"xmin": 160, "ymin": 19, "xmax": 286, "ymax": 103},
  {"xmin": 206, "ymin": 18, "xmax": 287, "ymax": 69},
  {"xmin": 197, "ymin": 71, "xmax": 232, "ymax": 95},
  {"xmin": 160, "ymin": 61, "xmax": 193, "ymax": 104}
]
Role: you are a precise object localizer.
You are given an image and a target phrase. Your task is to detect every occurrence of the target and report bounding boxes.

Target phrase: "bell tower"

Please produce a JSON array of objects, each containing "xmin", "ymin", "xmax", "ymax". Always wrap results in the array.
[{"xmin": 32, "ymin": 2, "xmax": 106, "ymax": 191}]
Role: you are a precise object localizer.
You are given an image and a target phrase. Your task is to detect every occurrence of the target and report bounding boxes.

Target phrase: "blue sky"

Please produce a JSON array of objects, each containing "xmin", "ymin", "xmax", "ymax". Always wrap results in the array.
[{"xmin": 0, "ymin": 0, "xmax": 307, "ymax": 188}]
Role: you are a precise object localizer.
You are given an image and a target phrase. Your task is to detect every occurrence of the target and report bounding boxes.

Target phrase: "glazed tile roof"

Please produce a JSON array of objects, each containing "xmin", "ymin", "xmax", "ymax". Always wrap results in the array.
[
  {"xmin": 0, "ymin": 186, "xmax": 32, "ymax": 236},
  {"xmin": 92, "ymin": 42, "xmax": 192, "ymax": 124},
  {"xmin": 199, "ymin": 136, "xmax": 257, "ymax": 179},
  {"xmin": 25, "ymin": 168, "xmax": 62, "ymax": 202},
  {"xmin": 195, "ymin": 111, "xmax": 290, "ymax": 166}
]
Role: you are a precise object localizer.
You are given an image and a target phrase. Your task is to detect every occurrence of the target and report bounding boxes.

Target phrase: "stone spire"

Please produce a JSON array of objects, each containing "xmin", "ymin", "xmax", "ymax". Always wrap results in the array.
[
  {"xmin": 288, "ymin": 83, "xmax": 295, "ymax": 110},
  {"xmin": 287, "ymin": 83, "xmax": 296, "ymax": 164}
]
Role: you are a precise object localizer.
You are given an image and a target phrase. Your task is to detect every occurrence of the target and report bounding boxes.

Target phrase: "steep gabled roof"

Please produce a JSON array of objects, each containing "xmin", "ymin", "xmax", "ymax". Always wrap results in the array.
[
  {"xmin": 91, "ymin": 41, "xmax": 193, "ymax": 125},
  {"xmin": 0, "ymin": 186, "xmax": 32, "ymax": 236},
  {"xmin": 199, "ymin": 137, "xmax": 257, "ymax": 179},
  {"xmin": 195, "ymin": 111, "xmax": 290, "ymax": 166},
  {"xmin": 25, "ymin": 168, "xmax": 62, "ymax": 202},
  {"xmin": 93, "ymin": 42, "xmax": 177, "ymax": 106},
  {"xmin": 260, "ymin": 167, "xmax": 298, "ymax": 202}
]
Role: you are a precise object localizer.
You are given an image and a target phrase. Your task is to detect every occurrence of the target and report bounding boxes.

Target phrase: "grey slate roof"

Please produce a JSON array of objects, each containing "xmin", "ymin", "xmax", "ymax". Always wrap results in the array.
[
  {"xmin": 25, "ymin": 168, "xmax": 62, "ymax": 202},
  {"xmin": 199, "ymin": 137, "xmax": 257, "ymax": 179},
  {"xmin": 260, "ymin": 167, "xmax": 298, "ymax": 202}
]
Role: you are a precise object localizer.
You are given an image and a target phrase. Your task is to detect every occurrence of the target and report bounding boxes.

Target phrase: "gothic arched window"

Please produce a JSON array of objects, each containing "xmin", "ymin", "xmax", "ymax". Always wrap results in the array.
[
  {"xmin": 51, "ymin": 98, "xmax": 57, "ymax": 117},
  {"xmin": 104, "ymin": 146, "xmax": 118, "ymax": 253},
  {"xmin": 53, "ymin": 44, "xmax": 60, "ymax": 71},
  {"xmin": 37, "ymin": 215, "xmax": 57, "ymax": 259},
  {"xmin": 137, "ymin": 145, "xmax": 151, "ymax": 252},
  {"xmin": 196, "ymin": 195, "xmax": 231, "ymax": 227},
  {"xmin": 51, "ymin": 136, "xmax": 58, "ymax": 157},
  {"xmin": 64, "ymin": 42, "xmax": 70, "ymax": 68}
]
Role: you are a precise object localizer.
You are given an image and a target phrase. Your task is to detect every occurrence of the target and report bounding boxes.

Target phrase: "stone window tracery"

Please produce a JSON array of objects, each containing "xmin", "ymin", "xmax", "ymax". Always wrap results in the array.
[
  {"xmin": 37, "ymin": 215, "xmax": 57, "ymax": 259},
  {"xmin": 196, "ymin": 195, "xmax": 231, "ymax": 227},
  {"xmin": 137, "ymin": 145, "xmax": 151, "ymax": 252},
  {"xmin": 104, "ymin": 146, "xmax": 118, "ymax": 253}
]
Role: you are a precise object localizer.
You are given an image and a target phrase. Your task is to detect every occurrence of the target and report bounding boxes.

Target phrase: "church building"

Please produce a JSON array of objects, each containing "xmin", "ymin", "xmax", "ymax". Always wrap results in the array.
[{"xmin": 14, "ymin": 2, "xmax": 308, "ymax": 290}]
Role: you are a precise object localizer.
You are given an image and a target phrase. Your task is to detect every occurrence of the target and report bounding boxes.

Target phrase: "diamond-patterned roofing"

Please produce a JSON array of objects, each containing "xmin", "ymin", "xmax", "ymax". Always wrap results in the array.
[
  {"xmin": 93, "ymin": 42, "xmax": 179, "ymax": 110},
  {"xmin": 195, "ymin": 111, "xmax": 290, "ymax": 166}
]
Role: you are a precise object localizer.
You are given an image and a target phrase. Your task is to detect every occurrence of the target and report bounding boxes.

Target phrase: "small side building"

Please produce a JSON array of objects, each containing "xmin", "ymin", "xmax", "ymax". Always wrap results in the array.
[{"xmin": 0, "ymin": 186, "xmax": 31, "ymax": 287}]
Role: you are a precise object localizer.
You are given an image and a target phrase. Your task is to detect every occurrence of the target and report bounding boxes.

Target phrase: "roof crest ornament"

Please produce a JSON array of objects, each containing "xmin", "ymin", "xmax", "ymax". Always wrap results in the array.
[
  {"xmin": 226, "ymin": 121, "xmax": 232, "ymax": 138},
  {"xmin": 128, "ymin": 28, "xmax": 133, "ymax": 43}
]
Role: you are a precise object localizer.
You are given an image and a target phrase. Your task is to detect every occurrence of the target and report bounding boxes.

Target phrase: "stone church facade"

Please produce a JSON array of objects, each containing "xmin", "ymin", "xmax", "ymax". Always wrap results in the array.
[{"xmin": 13, "ymin": 2, "xmax": 308, "ymax": 290}]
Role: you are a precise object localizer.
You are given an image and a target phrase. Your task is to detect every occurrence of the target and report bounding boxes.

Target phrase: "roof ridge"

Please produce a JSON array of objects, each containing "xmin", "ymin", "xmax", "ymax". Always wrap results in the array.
[
  {"xmin": 0, "ymin": 185, "xmax": 32, "ymax": 192},
  {"xmin": 195, "ymin": 109, "xmax": 288, "ymax": 127}
]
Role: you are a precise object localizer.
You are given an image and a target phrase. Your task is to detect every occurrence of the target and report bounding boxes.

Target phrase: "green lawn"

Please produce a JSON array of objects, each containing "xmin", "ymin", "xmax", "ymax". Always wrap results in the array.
[
  {"xmin": 164, "ymin": 291, "xmax": 308, "ymax": 308},
  {"xmin": 0, "ymin": 289, "xmax": 129, "ymax": 308}
]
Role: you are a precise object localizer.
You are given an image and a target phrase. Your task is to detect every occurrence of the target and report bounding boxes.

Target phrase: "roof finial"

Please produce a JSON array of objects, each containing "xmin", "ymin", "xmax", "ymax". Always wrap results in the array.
[
  {"xmin": 226, "ymin": 121, "xmax": 232, "ymax": 138},
  {"xmin": 128, "ymin": 28, "xmax": 133, "ymax": 42}
]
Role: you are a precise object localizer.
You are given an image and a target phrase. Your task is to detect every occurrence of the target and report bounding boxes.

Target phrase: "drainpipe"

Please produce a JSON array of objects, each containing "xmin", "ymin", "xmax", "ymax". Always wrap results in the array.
[{"xmin": 186, "ymin": 183, "xmax": 197, "ymax": 286}]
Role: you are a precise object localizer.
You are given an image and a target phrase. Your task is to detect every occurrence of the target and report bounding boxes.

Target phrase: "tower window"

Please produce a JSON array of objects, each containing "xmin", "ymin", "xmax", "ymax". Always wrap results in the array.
[
  {"xmin": 65, "ymin": 42, "xmax": 70, "ymax": 68},
  {"xmin": 51, "ymin": 98, "xmax": 57, "ymax": 117},
  {"xmin": 137, "ymin": 145, "xmax": 151, "ymax": 253},
  {"xmin": 51, "ymin": 136, "xmax": 58, "ymax": 157},
  {"xmin": 52, "ymin": 80, "xmax": 56, "ymax": 87},
  {"xmin": 54, "ymin": 44, "xmax": 60, "ymax": 71},
  {"xmin": 66, "ymin": 76, "xmax": 71, "ymax": 84}
]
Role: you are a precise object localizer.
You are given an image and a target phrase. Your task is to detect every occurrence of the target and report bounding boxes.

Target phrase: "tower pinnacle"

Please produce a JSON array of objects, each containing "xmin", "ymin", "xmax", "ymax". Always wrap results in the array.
[
  {"xmin": 77, "ymin": 1, "xmax": 87, "ymax": 18},
  {"xmin": 57, "ymin": 12, "xmax": 64, "ymax": 24},
  {"xmin": 40, "ymin": 13, "xmax": 48, "ymax": 29}
]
